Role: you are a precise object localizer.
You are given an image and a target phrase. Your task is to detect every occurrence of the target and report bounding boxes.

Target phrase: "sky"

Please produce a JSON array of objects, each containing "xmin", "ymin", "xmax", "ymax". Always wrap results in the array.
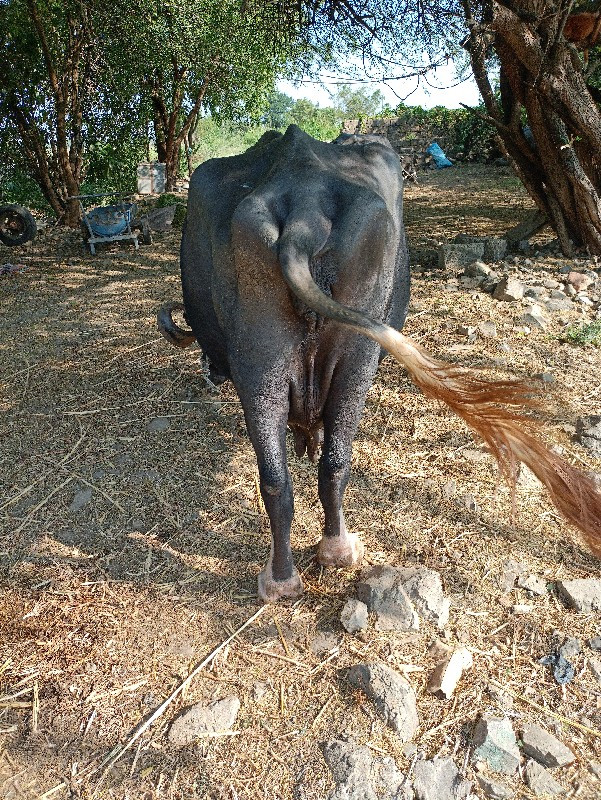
[{"xmin": 278, "ymin": 60, "xmax": 482, "ymax": 110}]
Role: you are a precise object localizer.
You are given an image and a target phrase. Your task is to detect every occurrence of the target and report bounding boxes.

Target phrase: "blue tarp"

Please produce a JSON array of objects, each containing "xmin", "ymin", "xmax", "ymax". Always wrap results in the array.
[{"xmin": 426, "ymin": 142, "xmax": 453, "ymax": 169}]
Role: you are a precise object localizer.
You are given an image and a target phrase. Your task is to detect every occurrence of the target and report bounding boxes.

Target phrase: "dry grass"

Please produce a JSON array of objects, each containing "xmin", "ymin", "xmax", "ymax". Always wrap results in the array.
[{"xmin": 1, "ymin": 164, "xmax": 600, "ymax": 799}]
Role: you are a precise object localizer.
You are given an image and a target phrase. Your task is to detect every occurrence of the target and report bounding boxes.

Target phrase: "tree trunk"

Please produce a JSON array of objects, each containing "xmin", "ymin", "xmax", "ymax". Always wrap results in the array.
[{"xmin": 465, "ymin": 0, "xmax": 601, "ymax": 255}]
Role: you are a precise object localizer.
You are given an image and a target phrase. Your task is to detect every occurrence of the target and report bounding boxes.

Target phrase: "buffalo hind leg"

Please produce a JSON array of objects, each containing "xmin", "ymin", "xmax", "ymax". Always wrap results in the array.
[
  {"xmin": 316, "ymin": 385, "xmax": 367, "ymax": 568},
  {"xmin": 242, "ymin": 396, "xmax": 303, "ymax": 602}
]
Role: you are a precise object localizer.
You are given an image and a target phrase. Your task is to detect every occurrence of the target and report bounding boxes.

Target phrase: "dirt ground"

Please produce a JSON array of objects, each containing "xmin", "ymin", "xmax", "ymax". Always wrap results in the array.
[{"xmin": 1, "ymin": 164, "xmax": 601, "ymax": 799}]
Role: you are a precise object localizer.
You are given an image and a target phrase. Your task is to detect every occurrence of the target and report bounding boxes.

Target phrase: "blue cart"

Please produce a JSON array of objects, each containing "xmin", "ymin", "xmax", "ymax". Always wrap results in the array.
[{"xmin": 70, "ymin": 193, "xmax": 147, "ymax": 255}]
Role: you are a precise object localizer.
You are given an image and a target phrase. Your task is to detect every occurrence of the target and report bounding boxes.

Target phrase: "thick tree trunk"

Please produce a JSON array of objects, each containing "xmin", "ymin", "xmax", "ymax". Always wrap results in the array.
[{"xmin": 465, "ymin": 0, "xmax": 601, "ymax": 255}]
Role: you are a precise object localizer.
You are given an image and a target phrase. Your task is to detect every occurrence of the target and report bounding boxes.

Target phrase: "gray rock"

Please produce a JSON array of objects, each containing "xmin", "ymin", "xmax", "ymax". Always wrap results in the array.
[
  {"xmin": 471, "ymin": 715, "xmax": 520, "ymax": 775},
  {"xmin": 525, "ymin": 759, "xmax": 564, "ymax": 796},
  {"xmin": 557, "ymin": 578, "xmax": 601, "ymax": 613},
  {"xmin": 477, "ymin": 320, "xmax": 498, "ymax": 338},
  {"xmin": 543, "ymin": 278, "xmax": 560, "ymax": 289},
  {"xmin": 453, "ymin": 235, "xmax": 507, "ymax": 262},
  {"xmin": 395, "ymin": 566, "xmax": 450, "ymax": 629},
  {"xmin": 493, "ymin": 278, "xmax": 525, "ymax": 302},
  {"xmin": 589, "ymin": 656, "xmax": 601, "ymax": 685},
  {"xmin": 520, "ymin": 723, "xmax": 575, "ymax": 767},
  {"xmin": 341, "ymin": 598, "xmax": 369, "ymax": 634},
  {"xmin": 347, "ymin": 663, "xmax": 419, "ymax": 740},
  {"xmin": 517, "ymin": 574, "xmax": 548, "ymax": 596},
  {"xmin": 575, "ymin": 415, "xmax": 601, "ymax": 457},
  {"xmin": 377, "ymin": 758, "xmax": 414, "ymax": 800},
  {"xmin": 524, "ymin": 286, "xmax": 547, "ymax": 300},
  {"xmin": 147, "ymin": 416, "xmax": 171, "ymax": 432},
  {"xmin": 143, "ymin": 205, "xmax": 177, "ymax": 231},
  {"xmin": 558, "ymin": 637, "xmax": 580, "ymax": 661},
  {"xmin": 544, "ymin": 296, "xmax": 574, "ymax": 312},
  {"xmin": 589, "ymin": 636, "xmax": 601, "ymax": 651},
  {"xmin": 464, "ymin": 260, "xmax": 491, "ymax": 278},
  {"xmin": 499, "ymin": 559, "xmax": 525, "ymax": 593},
  {"xmin": 69, "ymin": 487, "xmax": 93, "ymax": 513},
  {"xmin": 439, "ymin": 243, "xmax": 485, "ymax": 271},
  {"xmin": 519, "ymin": 305, "xmax": 548, "ymax": 330},
  {"xmin": 323, "ymin": 738, "xmax": 374, "ymax": 785},
  {"xmin": 412, "ymin": 757, "xmax": 471, "ymax": 800},
  {"xmin": 589, "ymin": 760, "xmax": 601, "ymax": 778},
  {"xmin": 323, "ymin": 738, "xmax": 413, "ymax": 800},
  {"xmin": 168, "ymin": 696, "xmax": 240, "ymax": 745},
  {"xmin": 476, "ymin": 775, "xmax": 514, "ymax": 800},
  {"xmin": 356, "ymin": 566, "xmax": 419, "ymax": 632}
]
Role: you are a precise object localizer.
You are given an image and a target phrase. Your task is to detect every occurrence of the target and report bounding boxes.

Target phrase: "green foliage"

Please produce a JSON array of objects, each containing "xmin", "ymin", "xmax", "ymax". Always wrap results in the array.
[
  {"xmin": 332, "ymin": 86, "xmax": 385, "ymax": 118},
  {"xmin": 392, "ymin": 102, "xmax": 496, "ymax": 158},
  {"xmin": 562, "ymin": 321, "xmax": 601, "ymax": 347},
  {"xmin": 155, "ymin": 193, "xmax": 181, "ymax": 208},
  {"xmin": 288, "ymin": 98, "xmax": 342, "ymax": 140}
]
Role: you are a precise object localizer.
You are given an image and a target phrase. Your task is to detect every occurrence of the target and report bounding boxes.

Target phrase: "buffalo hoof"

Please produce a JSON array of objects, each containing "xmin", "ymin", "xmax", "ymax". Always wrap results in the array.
[
  {"xmin": 317, "ymin": 533, "xmax": 364, "ymax": 568},
  {"xmin": 258, "ymin": 567, "xmax": 304, "ymax": 603}
]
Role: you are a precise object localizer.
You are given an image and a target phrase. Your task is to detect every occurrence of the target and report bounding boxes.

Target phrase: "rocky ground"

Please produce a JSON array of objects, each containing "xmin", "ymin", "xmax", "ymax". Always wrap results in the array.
[{"xmin": 1, "ymin": 164, "xmax": 601, "ymax": 799}]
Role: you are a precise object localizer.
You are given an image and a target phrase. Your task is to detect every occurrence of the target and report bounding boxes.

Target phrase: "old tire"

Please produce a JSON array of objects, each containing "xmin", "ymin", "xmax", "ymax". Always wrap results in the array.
[{"xmin": 0, "ymin": 204, "xmax": 37, "ymax": 246}]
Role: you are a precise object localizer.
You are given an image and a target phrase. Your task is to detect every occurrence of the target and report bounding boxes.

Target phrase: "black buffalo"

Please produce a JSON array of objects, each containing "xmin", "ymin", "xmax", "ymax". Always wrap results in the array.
[{"xmin": 159, "ymin": 125, "xmax": 601, "ymax": 602}]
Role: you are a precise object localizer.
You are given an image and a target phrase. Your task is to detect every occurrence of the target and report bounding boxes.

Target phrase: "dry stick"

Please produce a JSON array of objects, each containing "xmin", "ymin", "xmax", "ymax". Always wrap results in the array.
[
  {"xmin": 489, "ymin": 680, "xmax": 601, "ymax": 739},
  {"xmin": 83, "ymin": 605, "xmax": 267, "ymax": 780}
]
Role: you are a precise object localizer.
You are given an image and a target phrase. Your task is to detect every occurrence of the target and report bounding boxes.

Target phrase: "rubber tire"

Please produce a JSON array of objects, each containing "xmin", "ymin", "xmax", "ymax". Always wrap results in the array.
[{"xmin": 0, "ymin": 204, "xmax": 37, "ymax": 246}]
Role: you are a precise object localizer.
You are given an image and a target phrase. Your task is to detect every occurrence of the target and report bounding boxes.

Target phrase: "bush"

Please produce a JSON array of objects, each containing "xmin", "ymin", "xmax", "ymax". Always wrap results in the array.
[{"xmin": 562, "ymin": 321, "xmax": 601, "ymax": 347}]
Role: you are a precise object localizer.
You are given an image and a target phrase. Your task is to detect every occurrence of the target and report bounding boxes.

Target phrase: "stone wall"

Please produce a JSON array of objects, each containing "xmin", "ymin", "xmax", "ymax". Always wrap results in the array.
[{"xmin": 342, "ymin": 117, "xmax": 455, "ymax": 167}]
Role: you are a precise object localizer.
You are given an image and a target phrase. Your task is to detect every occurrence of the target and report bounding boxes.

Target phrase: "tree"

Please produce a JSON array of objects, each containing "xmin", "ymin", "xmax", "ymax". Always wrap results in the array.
[
  {"xmin": 463, "ymin": 0, "xmax": 601, "ymax": 254},
  {"xmin": 262, "ymin": 90, "xmax": 296, "ymax": 129},
  {"xmin": 332, "ymin": 85, "xmax": 385, "ymax": 118},
  {"xmin": 0, "ymin": 1, "xmax": 104, "ymax": 225}
]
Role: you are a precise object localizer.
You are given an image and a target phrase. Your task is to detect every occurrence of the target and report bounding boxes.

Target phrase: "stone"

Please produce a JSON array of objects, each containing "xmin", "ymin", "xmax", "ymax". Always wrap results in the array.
[
  {"xmin": 517, "ymin": 574, "xmax": 548, "ymax": 596},
  {"xmin": 168, "ymin": 696, "xmax": 240, "ymax": 745},
  {"xmin": 589, "ymin": 636, "xmax": 601, "ymax": 651},
  {"xmin": 557, "ymin": 578, "xmax": 601, "ymax": 613},
  {"xmin": 524, "ymin": 760, "xmax": 564, "ymax": 796},
  {"xmin": 544, "ymin": 296, "xmax": 574, "ymax": 312},
  {"xmin": 453, "ymin": 235, "xmax": 507, "ymax": 262},
  {"xmin": 439, "ymin": 243, "xmax": 485, "ymax": 271},
  {"xmin": 147, "ymin": 416, "xmax": 171, "ymax": 432},
  {"xmin": 477, "ymin": 775, "xmax": 514, "ymax": 799},
  {"xmin": 520, "ymin": 723, "xmax": 575, "ymax": 767},
  {"xmin": 524, "ymin": 286, "xmax": 547, "ymax": 300},
  {"xmin": 427, "ymin": 648, "xmax": 473, "ymax": 699},
  {"xmin": 589, "ymin": 760, "xmax": 601, "ymax": 778},
  {"xmin": 519, "ymin": 305, "xmax": 548, "ymax": 330},
  {"xmin": 558, "ymin": 637, "xmax": 580, "ymax": 661},
  {"xmin": 493, "ymin": 278, "xmax": 525, "ymax": 302},
  {"xmin": 69, "ymin": 487, "xmax": 93, "ymax": 513},
  {"xmin": 499, "ymin": 559, "xmax": 525, "ymax": 593},
  {"xmin": 356, "ymin": 566, "xmax": 420, "ymax": 632},
  {"xmin": 543, "ymin": 278, "xmax": 560, "ymax": 289},
  {"xmin": 567, "ymin": 271, "xmax": 595, "ymax": 292},
  {"xmin": 575, "ymin": 415, "xmax": 601, "ymax": 458},
  {"xmin": 477, "ymin": 320, "xmax": 498, "ymax": 338},
  {"xmin": 347, "ymin": 662, "xmax": 419, "ymax": 740},
  {"xmin": 589, "ymin": 656, "xmax": 601, "ymax": 685},
  {"xmin": 395, "ymin": 566, "xmax": 450, "ymax": 629},
  {"xmin": 471, "ymin": 715, "xmax": 520, "ymax": 775},
  {"xmin": 310, "ymin": 631, "xmax": 339, "ymax": 655},
  {"xmin": 464, "ymin": 260, "xmax": 491, "ymax": 278},
  {"xmin": 341, "ymin": 598, "xmax": 369, "ymax": 634},
  {"xmin": 534, "ymin": 372, "xmax": 555, "ymax": 385},
  {"xmin": 412, "ymin": 757, "xmax": 471, "ymax": 800}
]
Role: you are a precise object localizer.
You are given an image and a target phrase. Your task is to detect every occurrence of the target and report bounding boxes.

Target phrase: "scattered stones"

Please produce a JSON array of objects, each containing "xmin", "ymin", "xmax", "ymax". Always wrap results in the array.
[
  {"xmin": 427, "ymin": 647, "xmax": 473, "ymax": 699},
  {"xmin": 520, "ymin": 723, "xmax": 575, "ymax": 768},
  {"xmin": 556, "ymin": 578, "xmax": 601, "ymax": 613},
  {"xmin": 477, "ymin": 775, "xmax": 514, "ymax": 800},
  {"xmin": 147, "ymin": 416, "xmax": 171, "ymax": 433},
  {"xmin": 517, "ymin": 574, "xmax": 548, "ymax": 596},
  {"xmin": 341, "ymin": 598, "xmax": 369, "ymax": 634},
  {"xmin": 544, "ymin": 296, "xmax": 574, "ymax": 312},
  {"xmin": 493, "ymin": 278, "xmax": 525, "ymax": 302},
  {"xmin": 524, "ymin": 759, "xmax": 564, "ymax": 796},
  {"xmin": 395, "ymin": 567, "xmax": 450, "ymax": 629},
  {"xmin": 575, "ymin": 416, "xmax": 601, "ymax": 458},
  {"xmin": 347, "ymin": 662, "xmax": 419, "ymax": 740},
  {"xmin": 471, "ymin": 715, "xmax": 520, "ymax": 775},
  {"xmin": 168, "ymin": 696, "xmax": 240, "ymax": 746},
  {"xmin": 69, "ymin": 487, "xmax": 93, "ymax": 513},
  {"xmin": 412, "ymin": 757, "xmax": 471, "ymax": 800}
]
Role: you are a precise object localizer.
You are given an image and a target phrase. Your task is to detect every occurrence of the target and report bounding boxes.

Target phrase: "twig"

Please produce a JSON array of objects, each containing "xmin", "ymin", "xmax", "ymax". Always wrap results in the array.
[
  {"xmin": 38, "ymin": 784, "xmax": 67, "ymax": 800},
  {"xmin": 104, "ymin": 338, "xmax": 163, "ymax": 365},
  {"xmin": 252, "ymin": 648, "xmax": 305, "ymax": 668},
  {"xmin": 14, "ymin": 476, "xmax": 74, "ymax": 534},
  {"xmin": 83, "ymin": 605, "xmax": 266, "ymax": 779}
]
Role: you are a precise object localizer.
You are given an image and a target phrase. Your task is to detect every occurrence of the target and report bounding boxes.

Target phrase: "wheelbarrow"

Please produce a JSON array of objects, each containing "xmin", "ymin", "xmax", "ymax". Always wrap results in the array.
[{"xmin": 69, "ymin": 193, "xmax": 151, "ymax": 255}]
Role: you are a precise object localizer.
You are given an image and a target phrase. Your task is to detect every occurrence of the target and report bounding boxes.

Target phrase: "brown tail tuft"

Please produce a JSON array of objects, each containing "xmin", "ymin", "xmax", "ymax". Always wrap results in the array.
[{"xmin": 377, "ymin": 327, "xmax": 601, "ymax": 556}]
